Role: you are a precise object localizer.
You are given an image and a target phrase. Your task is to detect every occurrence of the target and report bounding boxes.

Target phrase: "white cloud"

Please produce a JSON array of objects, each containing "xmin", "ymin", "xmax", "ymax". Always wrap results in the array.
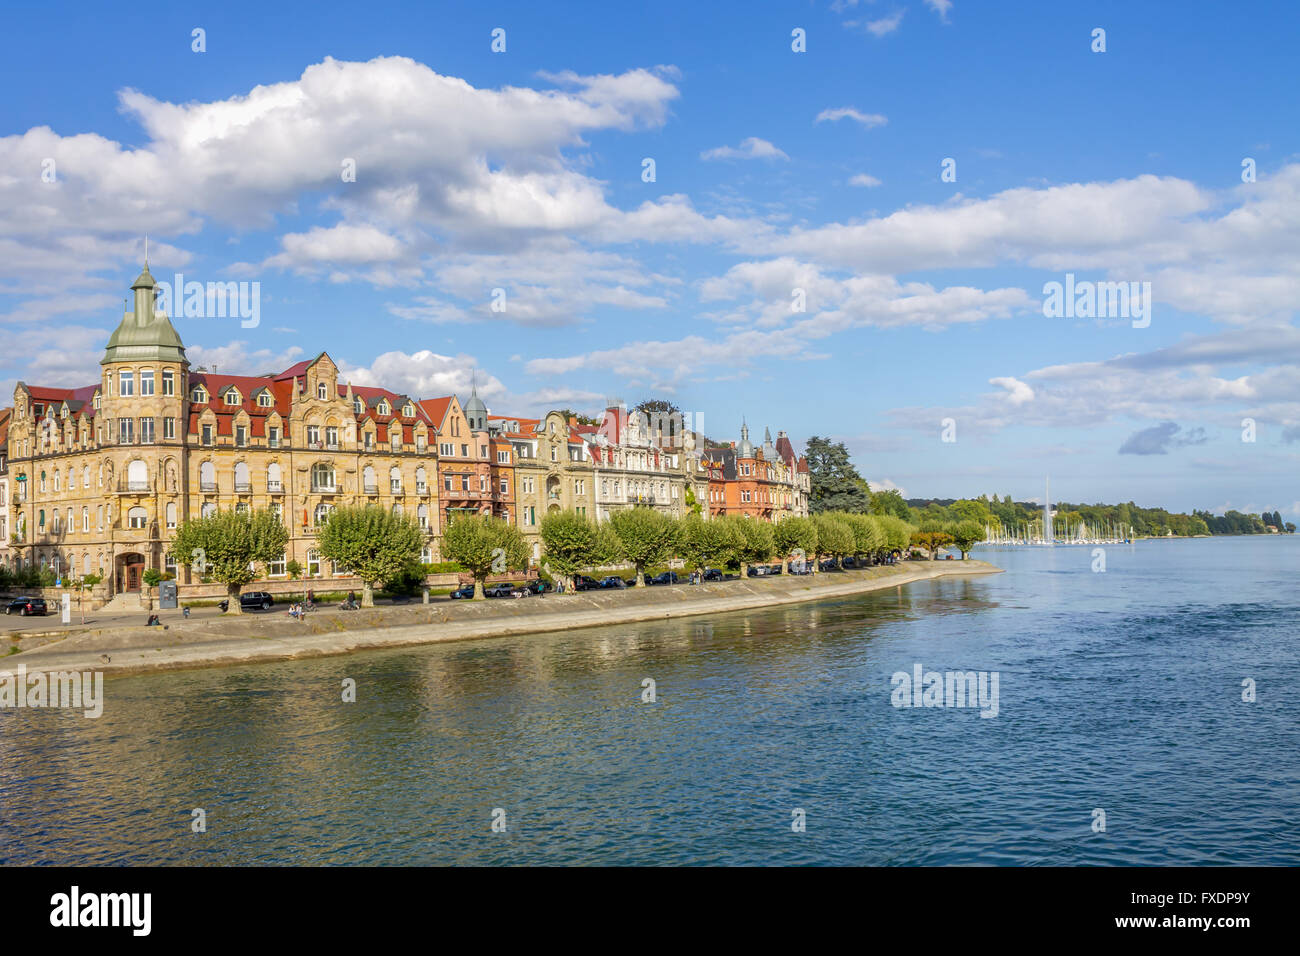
[
  {"xmin": 925, "ymin": 0, "xmax": 953, "ymax": 22},
  {"xmin": 700, "ymin": 137, "xmax": 789, "ymax": 161},
  {"xmin": 815, "ymin": 107, "xmax": 888, "ymax": 128},
  {"xmin": 849, "ymin": 173, "xmax": 883, "ymax": 188}
]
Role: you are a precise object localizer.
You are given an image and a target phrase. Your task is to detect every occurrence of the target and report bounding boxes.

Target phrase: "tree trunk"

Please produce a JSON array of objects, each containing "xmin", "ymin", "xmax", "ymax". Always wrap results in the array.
[
  {"xmin": 740, "ymin": 561, "xmax": 749, "ymax": 579},
  {"xmin": 781, "ymin": 557, "xmax": 789, "ymax": 575},
  {"xmin": 361, "ymin": 581, "xmax": 374, "ymax": 608},
  {"xmin": 226, "ymin": 583, "xmax": 242, "ymax": 614},
  {"xmin": 474, "ymin": 579, "xmax": 485, "ymax": 600},
  {"xmin": 635, "ymin": 568, "xmax": 645, "ymax": 588},
  {"xmin": 811, "ymin": 554, "xmax": 819, "ymax": 574}
]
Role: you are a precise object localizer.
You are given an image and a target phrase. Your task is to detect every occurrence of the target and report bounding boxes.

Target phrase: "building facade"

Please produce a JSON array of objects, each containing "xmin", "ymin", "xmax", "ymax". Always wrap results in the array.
[
  {"xmin": 583, "ymin": 403, "xmax": 694, "ymax": 523},
  {"xmin": 703, "ymin": 423, "xmax": 808, "ymax": 522}
]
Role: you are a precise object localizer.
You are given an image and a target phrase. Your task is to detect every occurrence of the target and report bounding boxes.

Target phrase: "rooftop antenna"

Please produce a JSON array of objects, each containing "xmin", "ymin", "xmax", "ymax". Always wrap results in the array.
[{"xmin": 144, "ymin": 233, "xmax": 149, "ymax": 268}]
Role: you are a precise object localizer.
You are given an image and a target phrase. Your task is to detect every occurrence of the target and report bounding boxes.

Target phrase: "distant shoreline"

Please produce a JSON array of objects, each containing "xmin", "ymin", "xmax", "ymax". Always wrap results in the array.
[{"xmin": 10, "ymin": 560, "xmax": 1003, "ymax": 679}]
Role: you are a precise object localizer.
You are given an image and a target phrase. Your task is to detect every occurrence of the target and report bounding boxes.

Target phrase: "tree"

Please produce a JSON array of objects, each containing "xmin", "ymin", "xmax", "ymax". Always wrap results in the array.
[
  {"xmin": 554, "ymin": 407, "xmax": 600, "ymax": 426},
  {"xmin": 910, "ymin": 524, "xmax": 953, "ymax": 561},
  {"xmin": 726, "ymin": 516, "xmax": 774, "ymax": 578},
  {"xmin": 610, "ymin": 506, "xmax": 679, "ymax": 587},
  {"xmin": 948, "ymin": 520, "xmax": 985, "ymax": 559},
  {"xmin": 812, "ymin": 513, "xmax": 855, "ymax": 569},
  {"xmin": 772, "ymin": 516, "xmax": 817, "ymax": 574},
  {"xmin": 805, "ymin": 437, "xmax": 872, "ymax": 513},
  {"xmin": 540, "ymin": 510, "xmax": 600, "ymax": 591},
  {"xmin": 878, "ymin": 515, "xmax": 914, "ymax": 557},
  {"xmin": 684, "ymin": 485, "xmax": 703, "ymax": 517},
  {"xmin": 869, "ymin": 488, "xmax": 912, "ymax": 521},
  {"xmin": 316, "ymin": 505, "xmax": 423, "ymax": 607},
  {"xmin": 843, "ymin": 513, "xmax": 884, "ymax": 561},
  {"xmin": 439, "ymin": 513, "xmax": 528, "ymax": 600},
  {"xmin": 170, "ymin": 509, "xmax": 289, "ymax": 614},
  {"xmin": 678, "ymin": 514, "xmax": 739, "ymax": 578},
  {"xmin": 286, "ymin": 559, "xmax": 302, "ymax": 580}
]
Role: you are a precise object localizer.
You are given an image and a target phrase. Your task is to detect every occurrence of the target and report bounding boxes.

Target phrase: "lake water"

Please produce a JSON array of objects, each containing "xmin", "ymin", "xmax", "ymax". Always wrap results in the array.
[{"xmin": 2, "ymin": 536, "xmax": 1297, "ymax": 865}]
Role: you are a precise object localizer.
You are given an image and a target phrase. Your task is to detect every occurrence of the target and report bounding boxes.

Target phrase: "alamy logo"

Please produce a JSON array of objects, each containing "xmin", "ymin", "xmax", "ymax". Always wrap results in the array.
[
  {"xmin": 1042, "ymin": 272, "xmax": 1151, "ymax": 328},
  {"xmin": 0, "ymin": 665, "xmax": 103, "ymax": 718},
  {"xmin": 890, "ymin": 663, "xmax": 999, "ymax": 718},
  {"xmin": 153, "ymin": 273, "xmax": 261, "ymax": 328},
  {"xmin": 49, "ymin": 886, "xmax": 151, "ymax": 936}
]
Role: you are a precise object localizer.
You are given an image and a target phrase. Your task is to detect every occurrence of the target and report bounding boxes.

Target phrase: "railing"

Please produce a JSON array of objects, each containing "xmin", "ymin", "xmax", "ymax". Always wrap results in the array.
[
  {"xmin": 326, "ymin": 443, "xmax": 339, "ymax": 451},
  {"xmin": 116, "ymin": 479, "xmax": 151, "ymax": 493},
  {"xmin": 200, "ymin": 481, "xmax": 217, "ymax": 492},
  {"xmin": 268, "ymin": 438, "xmax": 281, "ymax": 448},
  {"xmin": 390, "ymin": 482, "xmax": 403, "ymax": 493},
  {"xmin": 415, "ymin": 484, "xmax": 427, "ymax": 494},
  {"xmin": 363, "ymin": 483, "xmax": 379, "ymax": 495},
  {"xmin": 312, "ymin": 484, "xmax": 336, "ymax": 493},
  {"xmin": 235, "ymin": 481, "xmax": 252, "ymax": 493},
  {"xmin": 268, "ymin": 481, "xmax": 283, "ymax": 493}
]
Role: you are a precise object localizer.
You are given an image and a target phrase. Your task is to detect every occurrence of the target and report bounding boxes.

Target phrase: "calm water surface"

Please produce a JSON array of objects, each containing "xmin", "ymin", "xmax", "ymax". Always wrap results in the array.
[{"xmin": 2, "ymin": 537, "xmax": 1297, "ymax": 865}]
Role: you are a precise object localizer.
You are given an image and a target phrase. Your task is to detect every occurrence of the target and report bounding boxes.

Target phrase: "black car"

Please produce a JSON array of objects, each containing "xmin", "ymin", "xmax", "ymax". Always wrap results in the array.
[
  {"xmin": 648, "ymin": 571, "xmax": 680, "ymax": 586},
  {"xmin": 702, "ymin": 568, "xmax": 724, "ymax": 581},
  {"xmin": 485, "ymin": 583, "xmax": 528, "ymax": 598},
  {"xmin": 449, "ymin": 585, "xmax": 476, "ymax": 599},
  {"xmin": 218, "ymin": 591, "xmax": 274, "ymax": 612},
  {"xmin": 5, "ymin": 596, "xmax": 47, "ymax": 616},
  {"xmin": 598, "ymin": 576, "xmax": 628, "ymax": 589},
  {"xmin": 571, "ymin": 575, "xmax": 601, "ymax": 591}
]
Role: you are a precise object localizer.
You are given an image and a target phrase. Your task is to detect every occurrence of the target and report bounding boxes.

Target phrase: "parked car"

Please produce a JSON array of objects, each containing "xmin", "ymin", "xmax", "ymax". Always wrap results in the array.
[
  {"xmin": 449, "ymin": 585, "xmax": 476, "ymax": 599},
  {"xmin": 598, "ymin": 576, "xmax": 628, "ymax": 589},
  {"xmin": 485, "ymin": 583, "xmax": 529, "ymax": 598},
  {"xmin": 648, "ymin": 571, "xmax": 680, "ymax": 586},
  {"xmin": 702, "ymin": 568, "xmax": 725, "ymax": 582},
  {"xmin": 788, "ymin": 563, "xmax": 813, "ymax": 576},
  {"xmin": 747, "ymin": 565, "xmax": 772, "ymax": 577},
  {"xmin": 218, "ymin": 591, "xmax": 274, "ymax": 612},
  {"xmin": 572, "ymin": 575, "xmax": 601, "ymax": 591},
  {"xmin": 4, "ymin": 596, "xmax": 47, "ymax": 616},
  {"xmin": 523, "ymin": 579, "xmax": 549, "ymax": 594}
]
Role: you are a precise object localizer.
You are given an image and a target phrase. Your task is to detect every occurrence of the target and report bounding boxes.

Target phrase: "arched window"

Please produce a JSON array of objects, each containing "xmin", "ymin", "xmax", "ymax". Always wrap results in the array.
[
  {"xmin": 53, "ymin": 470, "xmax": 61, "ymax": 491},
  {"xmin": 311, "ymin": 463, "xmax": 335, "ymax": 492},
  {"xmin": 83, "ymin": 466, "xmax": 90, "ymax": 488},
  {"xmin": 317, "ymin": 383, "xmax": 328, "ymax": 400},
  {"xmin": 82, "ymin": 507, "xmax": 89, "ymax": 532},
  {"xmin": 83, "ymin": 554, "xmax": 91, "ymax": 574},
  {"xmin": 307, "ymin": 549, "xmax": 321, "ymax": 576},
  {"xmin": 267, "ymin": 462, "xmax": 282, "ymax": 492},
  {"xmin": 199, "ymin": 502, "xmax": 216, "ymax": 518},
  {"xmin": 389, "ymin": 466, "xmax": 402, "ymax": 493},
  {"xmin": 417, "ymin": 504, "xmax": 429, "ymax": 528},
  {"xmin": 127, "ymin": 507, "xmax": 147, "ymax": 529},
  {"xmin": 415, "ymin": 467, "xmax": 427, "ymax": 492},
  {"xmin": 392, "ymin": 504, "xmax": 402, "ymax": 518},
  {"xmin": 200, "ymin": 461, "xmax": 216, "ymax": 490},
  {"xmin": 166, "ymin": 502, "xmax": 177, "ymax": 529},
  {"xmin": 234, "ymin": 461, "xmax": 251, "ymax": 491},
  {"xmin": 128, "ymin": 459, "xmax": 148, "ymax": 491},
  {"xmin": 51, "ymin": 510, "xmax": 60, "ymax": 532},
  {"xmin": 363, "ymin": 465, "xmax": 377, "ymax": 493},
  {"xmin": 314, "ymin": 503, "xmax": 330, "ymax": 526}
]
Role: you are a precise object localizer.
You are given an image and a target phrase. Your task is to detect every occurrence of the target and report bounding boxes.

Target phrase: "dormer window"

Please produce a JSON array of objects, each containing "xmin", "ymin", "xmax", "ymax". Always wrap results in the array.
[
  {"xmin": 377, "ymin": 400, "xmax": 390, "ymax": 415},
  {"xmin": 403, "ymin": 403, "xmax": 413, "ymax": 418},
  {"xmin": 257, "ymin": 391, "xmax": 272, "ymax": 407},
  {"xmin": 317, "ymin": 383, "xmax": 328, "ymax": 400},
  {"xmin": 191, "ymin": 386, "xmax": 208, "ymax": 403},
  {"xmin": 224, "ymin": 389, "xmax": 241, "ymax": 406},
  {"xmin": 354, "ymin": 398, "xmax": 363, "ymax": 415}
]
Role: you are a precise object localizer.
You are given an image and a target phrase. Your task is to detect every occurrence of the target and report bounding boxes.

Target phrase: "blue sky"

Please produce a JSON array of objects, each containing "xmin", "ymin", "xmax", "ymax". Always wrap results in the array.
[{"xmin": 2, "ymin": 0, "xmax": 1298, "ymax": 516}]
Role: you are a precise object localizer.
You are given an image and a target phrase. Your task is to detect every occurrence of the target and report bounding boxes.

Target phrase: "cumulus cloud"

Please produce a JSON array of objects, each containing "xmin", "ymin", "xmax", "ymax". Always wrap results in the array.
[{"xmin": 848, "ymin": 173, "xmax": 883, "ymax": 187}]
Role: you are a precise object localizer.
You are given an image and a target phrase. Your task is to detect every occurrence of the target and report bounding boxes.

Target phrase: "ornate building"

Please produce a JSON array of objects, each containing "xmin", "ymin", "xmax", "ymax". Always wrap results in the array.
[
  {"xmin": 582, "ymin": 403, "xmax": 696, "ymax": 523},
  {"xmin": 703, "ymin": 422, "xmax": 808, "ymax": 521},
  {"xmin": 418, "ymin": 386, "xmax": 515, "ymax": 530},
  {"xmin": 488, "ymin": 411, "xmax": 594, "ymax": 565},
  {"xmin": 5, "ymin": 263, "xmax": 443, "ymax": 597}
]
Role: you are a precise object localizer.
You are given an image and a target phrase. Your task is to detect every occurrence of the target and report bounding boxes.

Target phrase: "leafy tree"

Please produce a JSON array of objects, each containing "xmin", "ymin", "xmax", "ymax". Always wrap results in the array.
[
  {"xmin": 726, "ymin": 516, "xmax": 775, "ymax": 577},
  {"xmin": 812, "ymin": 513, "xmax": 855, "ymax": 569},
  {"xmin": 540, "ymin": 510, "xmax": 599, "ymax": 591},
  {"xmin": 878, "ymin": 515, "xmax": 914, "ymax": 556},
  {"xmin": 286, "ymin": 559, "xmax": 302, "ymax": 580},
  {"xmin": 684, "ymin": 485, "xmax": 703, "ymax": 517},
  {"xmin": 316, "ymin": 505, "xmax": 423, "ymax": 607},
  {"xmin": 555, "ymin": 407, "xmax": 600, "ymax": 426},
  {"xmin": 439, "ymin": 513, "xmax": 528, "ymax": 600},
  {"xmin": 910, "ymin": 523, "xmax": 953, "ymax": 561},
  {"xmin": 950, "ymin": 499, "xmax": 992, "ymax": 525},
  {"xmin": 170, "ymin": 509, "xmax": 289, "ymax": 614},
  {"xmin": 869, "ymin": 488, "xmax": 912, "ymax": 521},
  {"xmin": 843, "ymin": 513, "xmax": 884, "ymax": 560},
  {"xmin": 678, "ymin": 515, "xmax": 739, "ymax": 577},
  {"xmin": 947, "ymin": 520, "xmax": 985, "ymax": 559},
  {"xmin": 805, "ymin": 437, "xmax": 872, "ymax": 513},
  {"xmin": 773, "ymin": 516, "xmax": 818, "ymax": 574},
  {"xmin": 610, "ymin": 506, "xmax": 680, "ymax": 587}
]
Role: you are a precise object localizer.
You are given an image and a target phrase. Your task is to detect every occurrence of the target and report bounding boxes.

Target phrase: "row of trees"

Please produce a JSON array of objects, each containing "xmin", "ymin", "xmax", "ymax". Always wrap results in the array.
[{"xmin": 154, "ymin": 502, "xmax": 983, "ymax": 615}]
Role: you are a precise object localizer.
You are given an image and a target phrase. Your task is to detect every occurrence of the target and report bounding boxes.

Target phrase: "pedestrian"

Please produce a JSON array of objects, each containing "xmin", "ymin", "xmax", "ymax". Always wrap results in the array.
[{"xmin": 182, "ymin": 606, "xmax": 190, "ymax": 618}]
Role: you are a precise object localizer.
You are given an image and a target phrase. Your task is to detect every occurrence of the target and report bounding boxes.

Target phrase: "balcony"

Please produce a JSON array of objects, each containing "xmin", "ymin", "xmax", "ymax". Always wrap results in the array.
[
  {"xmin": 312, "ymin": 484, "xmax": 337, "ymax": 494},
  {"xmin": 268, "ymin": 438, "xmax": 281, "ymax": 449},
  {"xmin": 116, "ymin": 479, "xmax": 151, "ymax": 493},
  {"xmin": 390, "ymin": 482, "xmax": 403, "ymax": 494},
  {"xmin": 268, "ymin": 481, "xmax": 283, "ymax": 493},
  {"xmin": 363, "ymin": 483, "xmax": 379, "ymax": 495},
  {"xmin": 200, "ymin": 481, "xmax": 217, "ymax": 493},
  {"xmin": 235, "ymin": 482, "xmax": 252, "ymax": 493}
]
